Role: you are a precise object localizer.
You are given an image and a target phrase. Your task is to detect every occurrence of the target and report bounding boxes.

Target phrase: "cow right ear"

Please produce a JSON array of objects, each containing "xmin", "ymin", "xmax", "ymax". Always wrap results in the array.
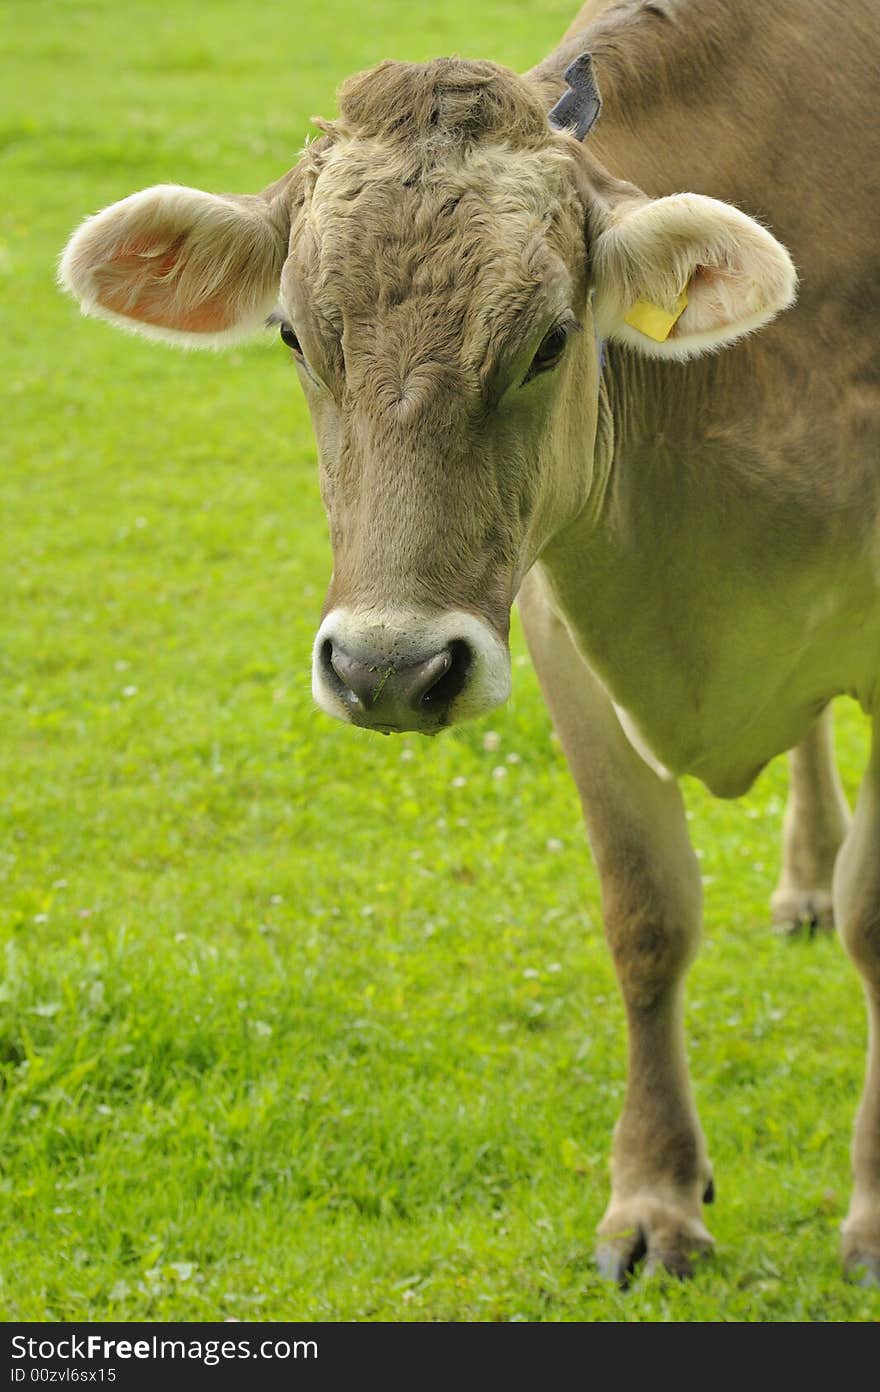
[
  {"xmin": 590, "ymin": 190, "xmax": 797, "ymax": 361},
  {"xmin": 58, "ymin": 181, "xmax": 295, "ymax": 349}
]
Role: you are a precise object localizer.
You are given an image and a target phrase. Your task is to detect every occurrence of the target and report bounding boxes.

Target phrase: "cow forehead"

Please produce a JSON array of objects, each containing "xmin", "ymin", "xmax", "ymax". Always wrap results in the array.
[
  {"xmin": 289, "ymin": 140, "xmax": 583, "ymax": 365},
  {"xmin": 307, "ymin": 139, "xmax": 578, "ymax": 276}
]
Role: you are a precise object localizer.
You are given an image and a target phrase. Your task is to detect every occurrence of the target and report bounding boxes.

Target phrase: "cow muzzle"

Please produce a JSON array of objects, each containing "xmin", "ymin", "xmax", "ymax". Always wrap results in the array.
[{"xmin": 312, "ymin": 608, "xmax": 511, "ymax": 734}]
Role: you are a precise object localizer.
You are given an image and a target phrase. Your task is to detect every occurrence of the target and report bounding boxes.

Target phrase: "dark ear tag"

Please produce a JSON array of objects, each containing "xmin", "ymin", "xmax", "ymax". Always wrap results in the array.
[{"xmin": 548, "ymin": 53, "xmax": 601, "ymax": 140}]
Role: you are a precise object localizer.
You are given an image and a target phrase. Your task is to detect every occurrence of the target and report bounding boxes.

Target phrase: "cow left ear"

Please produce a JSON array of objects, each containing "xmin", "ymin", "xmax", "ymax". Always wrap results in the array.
[{"xmin": 592, "ymin": 192, "xmax": 797, "ymax": 360}]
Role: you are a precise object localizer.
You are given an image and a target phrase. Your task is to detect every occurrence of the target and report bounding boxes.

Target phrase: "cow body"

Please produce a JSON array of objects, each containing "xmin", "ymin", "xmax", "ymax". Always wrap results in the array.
[
  {"xmin": 60, "ymin": 0, "xmax": 880, "ymax": 1282},
  {"xmin": 530, "ymin": 0, "xmax": 880, "ymax": 800}
]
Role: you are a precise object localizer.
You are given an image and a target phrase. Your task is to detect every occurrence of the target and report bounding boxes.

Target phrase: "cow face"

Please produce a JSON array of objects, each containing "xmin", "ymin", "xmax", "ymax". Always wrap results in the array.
[
  {"xmin": 60, "ymin": 59, "xmax": 796, "ymax": 735},
  {"xmin": 285, "ymin": 64, "xmax": 602, "ymax": 734}
]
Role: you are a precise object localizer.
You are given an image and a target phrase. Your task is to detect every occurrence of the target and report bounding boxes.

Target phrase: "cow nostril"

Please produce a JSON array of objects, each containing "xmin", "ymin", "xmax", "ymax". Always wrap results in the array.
[
  {"xmin": 321, "ymin": 637, "xmax": 374, "ymax": 711},
  {"xmin": 320, "ymin": 638, "xmax": 346, "ymax": 697},
  {"xmin": 417, "ymin": 639, "xmax": 471, "ymax": 711},
  {"xmin": 323, "ymin": 638, "xmax": 381, "ymax": 709}
]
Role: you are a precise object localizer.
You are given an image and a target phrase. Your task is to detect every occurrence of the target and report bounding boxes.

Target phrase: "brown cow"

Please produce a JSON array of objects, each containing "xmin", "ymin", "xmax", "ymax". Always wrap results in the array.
[{"xmin": 59, "ymin": 0, "xmax": 880, "ymax": 1283}]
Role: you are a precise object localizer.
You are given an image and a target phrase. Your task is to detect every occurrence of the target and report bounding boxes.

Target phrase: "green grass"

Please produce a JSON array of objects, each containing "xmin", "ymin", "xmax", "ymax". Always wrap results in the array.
[{"xmin": 1, "ymin": 0, "xmax": 877, "ymax": 1321}]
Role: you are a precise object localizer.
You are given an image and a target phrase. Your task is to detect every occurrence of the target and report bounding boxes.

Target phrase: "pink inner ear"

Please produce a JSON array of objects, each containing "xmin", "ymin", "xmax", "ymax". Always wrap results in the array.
[
  {"xmin": 93, "ymin": 234, "xmax": 235, "ymax": 334},
  {"xmin": 691, "ymin": 263, "xmax": 720, "ymax": 287},
  {"xmin": 670, "ymin": 262, "xmax": 740, "ymax": 338}
]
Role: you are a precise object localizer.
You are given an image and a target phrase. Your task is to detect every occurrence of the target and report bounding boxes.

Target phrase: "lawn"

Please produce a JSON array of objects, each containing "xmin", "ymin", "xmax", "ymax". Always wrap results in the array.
[{"xmin": 1, "ymin": 0, "xmax": 877, "ymax": 1321}]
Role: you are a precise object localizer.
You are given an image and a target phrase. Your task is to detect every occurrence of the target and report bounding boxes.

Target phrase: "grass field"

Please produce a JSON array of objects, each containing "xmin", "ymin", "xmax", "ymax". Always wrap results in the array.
[{"xmin": 2, "ymin": 0, "xmax": 877, "ymax": 1322}]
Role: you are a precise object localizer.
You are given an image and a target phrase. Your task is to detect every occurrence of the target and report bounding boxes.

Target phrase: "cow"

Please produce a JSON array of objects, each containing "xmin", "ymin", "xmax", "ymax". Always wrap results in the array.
[{"xmin": 59, "ymin": 0, "xmax": 880, "ymax": 1285}]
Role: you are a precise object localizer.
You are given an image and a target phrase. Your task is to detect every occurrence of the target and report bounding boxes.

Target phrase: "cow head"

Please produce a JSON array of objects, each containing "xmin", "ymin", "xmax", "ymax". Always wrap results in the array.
[{"xmin": 60, "ymin": 58, "xmax": 796, "ymax": 735}]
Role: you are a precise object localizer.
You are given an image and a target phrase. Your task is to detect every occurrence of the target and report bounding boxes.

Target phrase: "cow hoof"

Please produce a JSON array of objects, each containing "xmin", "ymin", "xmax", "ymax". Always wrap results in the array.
[
  {"xmin": 771, "ymin": 888, "xmax": 835, "ymax": 936},
  {"xmin": 842, "ymin": 1220, "xmax": 880, "ymax": 1287},
  {"xmin": 844, "ymin": 1256, "xmax": 880, "ymax": 1288},
  {"xmin": 595, "ymin": 1200, "xmax": 713, "ymax": 1286}
]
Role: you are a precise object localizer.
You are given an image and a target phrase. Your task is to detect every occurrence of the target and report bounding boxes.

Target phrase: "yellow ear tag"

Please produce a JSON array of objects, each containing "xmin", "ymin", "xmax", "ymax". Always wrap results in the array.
[{"xmin": 624, "ymin": 288, "xmax": 689, "ymax": 342}]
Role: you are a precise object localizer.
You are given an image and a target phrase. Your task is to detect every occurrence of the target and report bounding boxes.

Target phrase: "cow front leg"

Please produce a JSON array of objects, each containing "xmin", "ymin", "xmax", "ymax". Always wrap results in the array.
[
  {"xmin": 519, "ymin": 572, "xmax": 712, "ymax": 1283},
  {"xmin": 772, "ymin": 706, "xmax": 850, "ymax": 934},
  {"xmin": 834, "ymin": 715, "xmax": 880, "ymax": 1285}
]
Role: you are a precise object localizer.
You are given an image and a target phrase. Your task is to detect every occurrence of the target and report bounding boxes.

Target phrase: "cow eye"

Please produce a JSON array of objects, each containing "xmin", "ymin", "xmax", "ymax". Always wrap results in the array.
[
  {"xmin": 279, "ymin": 322, "xmax": 302, "ymax": 356},
  {"xmin": 529, "ymin": 324, "xmax": 569, "ymax": 377}
]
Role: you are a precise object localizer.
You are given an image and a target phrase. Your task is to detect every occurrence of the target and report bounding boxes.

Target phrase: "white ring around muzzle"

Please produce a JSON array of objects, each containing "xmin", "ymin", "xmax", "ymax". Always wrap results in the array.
[{"xmin": 312, "ymin": 606, "xmax": 511, "ymax": 728}]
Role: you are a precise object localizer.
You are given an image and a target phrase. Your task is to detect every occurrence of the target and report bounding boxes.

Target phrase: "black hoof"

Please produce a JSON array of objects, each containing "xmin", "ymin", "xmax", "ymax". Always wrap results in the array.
[
  {"xmin": 596, "ymin": 1230, "xmax": 646, "ymax": 1288},
  {"xmin": 844, "ymin": 1255, "xmax": 880, "ymax": 1288}
]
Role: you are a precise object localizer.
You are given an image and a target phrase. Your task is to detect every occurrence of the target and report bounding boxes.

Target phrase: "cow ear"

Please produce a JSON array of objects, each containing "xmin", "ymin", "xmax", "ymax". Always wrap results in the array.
[
  {"xmin": 592, "ymin": 192, "xmax": 797, "ymax": 360},
  {"xmin": 58, "ymin": 182, "xmax": 294, "ymax": 348}
]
